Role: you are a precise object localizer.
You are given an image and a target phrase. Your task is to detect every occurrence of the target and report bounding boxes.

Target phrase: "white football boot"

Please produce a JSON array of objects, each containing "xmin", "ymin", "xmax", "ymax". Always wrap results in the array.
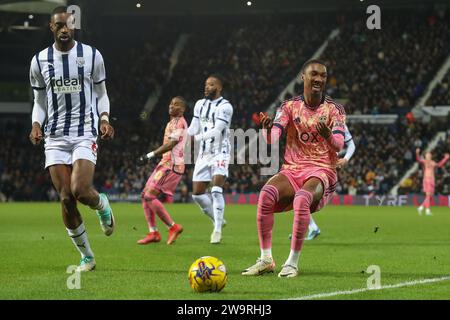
[
  {"xmin": 242, "ymin": 258, "xmax": 275, "ymax": 276},
  {"xmin": 210, "ymin": 231, "xmax": 222, "ymax": 244},
  {"xmin": 278, "ymin": 264, "xmax": 298, "ymax": 278}
]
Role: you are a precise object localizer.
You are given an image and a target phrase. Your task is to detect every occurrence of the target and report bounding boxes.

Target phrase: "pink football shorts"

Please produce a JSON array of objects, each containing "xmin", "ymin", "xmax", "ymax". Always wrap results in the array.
[
  {"xmin": 276, "ymin": 166, "xmax": 337, "ymax": 213},
  {"xmin": 145, "ymin": 165, "xmax": 182, "ymax": 196}
]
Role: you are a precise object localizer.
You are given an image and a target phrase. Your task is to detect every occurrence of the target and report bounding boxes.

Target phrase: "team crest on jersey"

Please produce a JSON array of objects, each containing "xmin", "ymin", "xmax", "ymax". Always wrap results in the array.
[{"xmin": 76, "ymin": 57, "xmax": 85, "ymax": 68}]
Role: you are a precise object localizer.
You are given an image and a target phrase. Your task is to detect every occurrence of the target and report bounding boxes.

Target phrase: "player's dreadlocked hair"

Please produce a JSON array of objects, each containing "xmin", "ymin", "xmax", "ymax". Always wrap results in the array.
[{"xmin": 300, "ymin": 59, "xmax": 327, "ymax": 74}]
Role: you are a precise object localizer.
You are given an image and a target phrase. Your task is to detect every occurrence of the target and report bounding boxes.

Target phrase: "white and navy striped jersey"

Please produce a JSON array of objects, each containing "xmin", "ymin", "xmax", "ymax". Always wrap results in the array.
[
  {"xmin": 193, "ymin": 97, "xmax": 233, "ymax": 156},
  {"xmin": 29, "ymin": 41, "xmax": 106, "ymax": 138}
]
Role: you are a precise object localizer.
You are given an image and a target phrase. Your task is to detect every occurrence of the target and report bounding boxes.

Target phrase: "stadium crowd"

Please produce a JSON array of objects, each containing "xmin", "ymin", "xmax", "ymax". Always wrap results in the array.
[
  {"xmin": 426, "ymin": 68, "xmax": 450, "ymax": 106},
  {"xmin": 319, "ymin": 9, "xmax": 450, "ymax": 115},
  {"xmin": 1, "ymin": 9, "xmax": 450, "ymax": 202},
  {"xmin": 150, "ymin": 14, "xmax": 330, "ymax": 129}
]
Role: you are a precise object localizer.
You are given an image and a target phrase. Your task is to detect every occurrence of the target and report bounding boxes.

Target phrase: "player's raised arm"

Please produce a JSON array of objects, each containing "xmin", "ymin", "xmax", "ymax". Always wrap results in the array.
[
  {"xmin": 29, "ymin": 55, "xmax": 46, "ymax": 145},
  {"xmin": 436, "ymin": 153, "xmax": 449, "ymax": 168},
  {"xmin": 416, "ymin": 148, "xmax": 424, "ymax": 164}
]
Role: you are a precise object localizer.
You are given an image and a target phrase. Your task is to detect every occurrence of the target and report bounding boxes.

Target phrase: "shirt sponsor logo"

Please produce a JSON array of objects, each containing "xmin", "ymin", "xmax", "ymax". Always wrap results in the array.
[
  {"xmin": 298, "ymin": 131, "xmax": 321, "ymax": 143},
  {"xmin": 51, "ymin": 76, "xmax": 82, "ymax": 94}
]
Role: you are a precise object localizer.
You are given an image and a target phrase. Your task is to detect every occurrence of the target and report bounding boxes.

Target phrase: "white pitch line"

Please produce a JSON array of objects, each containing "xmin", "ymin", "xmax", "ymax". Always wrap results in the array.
[{"xmin": 287, "ymin": 276, "xmax": 450, "ymax": 300}]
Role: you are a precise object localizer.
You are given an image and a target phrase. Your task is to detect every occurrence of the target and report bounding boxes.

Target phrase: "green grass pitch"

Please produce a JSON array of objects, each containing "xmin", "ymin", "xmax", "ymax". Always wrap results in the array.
[{"xmin": 1, "ymin": 203, "xmax": 450, "ymax": 300}]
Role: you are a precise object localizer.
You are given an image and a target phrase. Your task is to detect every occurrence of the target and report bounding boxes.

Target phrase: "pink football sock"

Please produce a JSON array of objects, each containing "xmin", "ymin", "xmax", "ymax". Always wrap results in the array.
[
  {"xmin": 145, "ymin": 194, "xmax": 174, "ymax": 228},
  {"xmin": 291, "ymin": 190, "xmax": 313, "ymax": 251},
  {"xmin": 257, "ymin": 185, "xmax": 280, "ymax": 250},
  {"xmin": 142, "ymin": 198, "xmax": 157, "ymax": 231}
]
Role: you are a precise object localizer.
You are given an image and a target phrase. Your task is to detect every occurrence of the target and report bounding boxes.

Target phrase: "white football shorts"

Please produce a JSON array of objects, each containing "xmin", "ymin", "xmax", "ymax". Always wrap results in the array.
[
  {"xmin": 44, "ymin": 136, "xmax": 98, "ymax": 169},
  {"xmin": 192, "ymin": 153, "xmax": 230, "ymax": 182}
]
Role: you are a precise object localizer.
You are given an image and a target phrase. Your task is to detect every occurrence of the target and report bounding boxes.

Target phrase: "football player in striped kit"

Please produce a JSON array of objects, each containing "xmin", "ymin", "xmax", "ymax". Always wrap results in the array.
[
  {"xmin": 188, "ymin": 74, "xmax": 233, "ymax": 244},
  {"xmin": 28, "ymin": 6, "xmax": 115, "ymax": 272}
]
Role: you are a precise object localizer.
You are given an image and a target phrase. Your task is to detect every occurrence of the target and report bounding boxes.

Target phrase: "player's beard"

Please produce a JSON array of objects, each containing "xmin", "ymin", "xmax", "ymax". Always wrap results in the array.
[{"xmin": 205, "ymin": 89, "xmax": 217, "ymax": 100}]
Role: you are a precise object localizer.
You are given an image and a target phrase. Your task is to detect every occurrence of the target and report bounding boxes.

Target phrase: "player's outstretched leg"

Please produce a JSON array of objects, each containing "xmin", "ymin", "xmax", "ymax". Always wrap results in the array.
[
  {"xmin": 49, "ymin": 165, "xmax": 96, "ymax": 272},
  {"xmin": 306, "ymin": 215, "xmax": 321, "ymax": 240},
  {"xmin": 71, "ymin": 160, "xmax": 115, "ymax": 236},
  {"xmin": 138, "ymin": 195, "xmax": 161, "ymax": 244}
]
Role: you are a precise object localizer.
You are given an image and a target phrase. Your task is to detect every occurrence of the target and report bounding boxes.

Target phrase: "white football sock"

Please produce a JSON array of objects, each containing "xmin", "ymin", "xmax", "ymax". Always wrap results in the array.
[
  {"xmin": 211, "ymin": 186, "xmax": 225, "ymax": 233},
  {"xmin": 192, "ymin": 193, "xmax": 215, "ymax": 223},
  {"xmin": 309, "ymin": 215, "xmax": 319, "ymax": 231},
  {"xmin": 285, "ymin": 250, "xmax": 300, "ymax": 267},
  {"xmin": 260, "ymin": 248, "xmax": 272, "ymax": 260},
  {"xmin": 149, "ymin": 226, "xmax": 158, "ymax": 232},
  {"xmin": 67, "ymin": 222, "xmax": 94, "ymax": 258}
]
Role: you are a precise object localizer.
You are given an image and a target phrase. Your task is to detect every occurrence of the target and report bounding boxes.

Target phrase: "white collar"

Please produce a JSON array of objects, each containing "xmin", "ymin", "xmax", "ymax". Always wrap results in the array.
[{"xmin": 52, "ymin": 40, "xmax": 77, "ymax": 54}]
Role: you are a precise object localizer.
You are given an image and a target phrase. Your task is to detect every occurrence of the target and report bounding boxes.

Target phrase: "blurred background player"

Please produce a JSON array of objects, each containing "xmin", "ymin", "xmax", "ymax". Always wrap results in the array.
[
  {"xmin": 416, "ymin": 148, "xmax": 449, "ymax": 216},
  {"xmin": 137, "ymin": 96, "xmax": 187, "ymax": 244},
  {"xmin": 188, "ymin": 74, "xmax": 233, "ymax": 244},
  {"xmin": 306, "ymin": 123, "xmax": 356, "ymax": 240},
  {"xmin": 28, "ymin": 6, "xmax": 115, "ymax": 272},
  {"xmin": 242, "ymin": 59, "xmax": 346, "ymax": 278}
]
